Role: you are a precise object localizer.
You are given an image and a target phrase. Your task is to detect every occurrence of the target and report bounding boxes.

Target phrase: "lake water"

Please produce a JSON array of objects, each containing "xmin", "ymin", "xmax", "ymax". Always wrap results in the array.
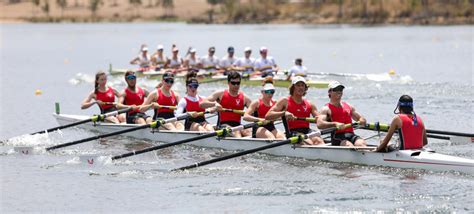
[{"xmin": 1, "ymin": 23, "xmax": 473, "ymax": 213}]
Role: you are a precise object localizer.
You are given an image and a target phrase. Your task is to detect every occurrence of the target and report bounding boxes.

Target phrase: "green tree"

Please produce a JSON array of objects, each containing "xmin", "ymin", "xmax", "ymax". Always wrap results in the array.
[
  {"xmin": 129, "ymin": 0, "xmax": 142, "ymax": 17},
  {"xmin": 90, "ymin": 0, "xmax": 103, "ymax": 17},
  {"xmin": 162, "ymin": 0, "xmax": 174, "ymax": 17},
  {"xmin": 207, "ymin": 0, "xmax": 224, "ymax": 23},
  {"xmin": 41, "ymin": 0, "xmax": 50, "ymax": 17}
]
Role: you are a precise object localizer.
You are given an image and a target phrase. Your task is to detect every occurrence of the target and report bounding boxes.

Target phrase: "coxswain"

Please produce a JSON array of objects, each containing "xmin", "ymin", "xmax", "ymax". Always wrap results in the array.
[
  {"xmin": 376, "ymin": 95, "xmax": 428, "ymax": 152},
  {"xmin": 317, "ymin": 81, "xmax": 367, "ymax": 147},
  {"xmin": 200, "ymin": 71, "xmax": 252, "ymax": 137},
  {"xmin": 266, "ymin": 76, "xmax": 324, "ymax": 145}
]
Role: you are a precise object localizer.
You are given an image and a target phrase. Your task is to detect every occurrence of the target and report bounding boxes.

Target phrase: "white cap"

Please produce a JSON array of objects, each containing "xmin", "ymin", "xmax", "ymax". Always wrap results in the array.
[
  {"xmin": 328, "ymin": 81, "xmax": 345, "ymax": 90},
  {"xmin": 260, "ymin": 46, "xmax": 268, "ymax": 52},
  {"xmin": 244, "ymin": 47, "xmax": 252, "ymax": 52},
  {"xmin": 262, "ymin": 83, "xmax": 275, "ymax": 91},
  {"xmin": 291, "ymin": 76, "xmax": 306, "ymax": 85},
  {"xmin": 190, "ymin": 48, "xmax": 196, "ymax": 53},
  {"xmin": 157, "ymin": 44, "xmax": 164, "ymax": 50},
  {"xmin": 142, "ymin": 46, "xmax": 148, "ymax": 51}
]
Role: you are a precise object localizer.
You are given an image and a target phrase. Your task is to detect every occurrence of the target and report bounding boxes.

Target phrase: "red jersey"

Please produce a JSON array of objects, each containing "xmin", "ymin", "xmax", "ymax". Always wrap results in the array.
[
  {"xmin": 327, "ymin": 102, "xmax": 354, "ymax": 133},
  {"xmin": 156, "ymin": 89, "xmax": 177, "ymax": 114},
  {"xmin": 95, "ymin": 87, "xmax": 115, "ymax": 110},
  {"xmin": 220, "ymin": 90, "xmax": 244, "ymax": 123},
  {"xmin": 256, "ymin": 98, "xmax": 275, "ymax": 119},
  {"xmin": 185, "ymin": 96, "xmax": 205, "ymax": 113},
  {"xmin": 287, "ymin": 96, "xmax": 312, "ymax": 130},
  {"xmin": 400, "ymin": 114, "xmax": 424, "ymax": 150},
  {"xmin": 124, "ymin": 87, "xmax": 145, "ymax": 114}
]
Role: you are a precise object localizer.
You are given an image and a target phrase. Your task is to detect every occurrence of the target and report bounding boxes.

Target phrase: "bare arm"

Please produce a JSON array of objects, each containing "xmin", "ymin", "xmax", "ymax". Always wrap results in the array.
[
  {"xmin": 377, "ymin": 116, "xmax": 402, "ymax": 152},
  {"xmin": 350, "ymin": 104, "xmax": 366, "ymax": 126},
  {"xmin": 81, "ymin": 91, "xmax": 96, "ymax": 109},
  {"xmin": 130, "ymin": 56, "xmax": 139, "ymax": 65},
  {"xmin": 317, "ymin": 106, "xmax": 338, "ymax": 129},
  {"xmin": 139, "ymin": 91, "xmax": 157, "ymax": 112},
  {"xmin": 265, "ymin": 97, "xmax": 289, "ymax": 121},
  {"xmin": 243, "ymin": 100, "xmax": 261, "ymax": 122},
  {"xmin": 199, "ymin": 91, "xmax": 223, "ymax": 109}
]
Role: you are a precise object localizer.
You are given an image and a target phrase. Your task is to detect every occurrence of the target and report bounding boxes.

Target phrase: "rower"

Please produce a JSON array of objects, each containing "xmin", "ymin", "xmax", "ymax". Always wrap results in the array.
[
  {"xmin": 254, "ymin": 46, "xmax": 279, "ymax": 78},
  {"xmin": 165, "ymin": 47, "xmax": 183, "ymax": 73},
  {"xmin": 220, "ymin": 46, "xmax": 237, "ymax": 74},
  {"xmin": 130, "ymin": 45, "xmax": 151, "ymax": 71},
  {"xmin": 199, "ymin": 46, "xmax": 220, "ymax": 75},
  {"xmin": 286, "ymin": 58, "xmax": 307, "ymax": 80},
  {"xmin": 376, "ymin": 95, "xmax": 428, "ymax": 152},
  {"xmin": 200, "ymin": 71, "xmax": 252, "ymax": 137},
  {"xmin": 318, "ymin": 81, "xmax": 367, "ymax": 147},
  {"xmin": 176, "ymin": 78, "xmax": 215, "ymax": 131},
  {"xmin": 233, "ymin": 47, "xmax": 255, "ymax": 76},
  {"xmin": 243, "ymin": 79, "xmax": 284, "ymax": 139},
  {"xmin": 183, "ymin": 48, "xmax": 200, "ymax": 70},
  {"xmin": 117, "ymin": 71, "xmax": 152, "ymax": 124},
  {"xmin": 266, "ymin": 76, "xmax": 324, "ymax": 145},
  {"xmin": 140, "ymin": 72, "xmax": 184, "ymax": 130},
  {"xmin": 81, "ymin": 71, "xmax": 124, "ymax": 123},
  {"xmin": 151, "ymin": 44, "xmax": 167, "ymax": 70}
]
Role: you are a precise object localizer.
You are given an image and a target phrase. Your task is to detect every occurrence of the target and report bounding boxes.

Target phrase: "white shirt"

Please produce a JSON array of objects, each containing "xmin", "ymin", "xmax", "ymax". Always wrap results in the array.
[
  {"xmin": 288, "ymin": 65, "xmax": 308, "ymax": 77},
  {"xmin": 220, "ymin": 55, "xmax": 237, "ymax": 69},
  {"xmin": 200, "ymin": 55, "xmax": 220, "ymax": 69},
  {"xmin": 167, "ymin": 56, "xmax": 183, "ymax": 69},
  {"xmin": 176, "ymin": 95, "xmax": 205, "ymax": 115},
  {"xmin": 137, "ymin": 54, "xmax": 151, "ymax": 67},
  {"xmin": 186, "ymin": 55, "xmax": 200, "ymax": 68},
  {"xmin": 255, "ymin": 57, "xmax": 277, "ymax": 72},
  {"xmin": 233, "ymin": 57, "xmax": 255, "ymax": 69}
]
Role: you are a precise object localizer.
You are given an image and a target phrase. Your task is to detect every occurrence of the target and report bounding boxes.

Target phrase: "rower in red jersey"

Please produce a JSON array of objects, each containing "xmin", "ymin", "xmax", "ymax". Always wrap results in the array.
[
  {"xmin": 81, "ymin": 71, "xmax": 124, "ymax": 123},
  {"xmin": 200, "ymin": 71, "xmax": 252, "ymax": 137},
  {"xmin": 243, "ymin": 79, "xmax": 284, "ymax": 139},
  {"xmin": 376, "ymin": 95, "xmax": 428, "ymax": 152},
  {"xmin": 318, "ymin": 81, "xmax": 367, "ymax": 147},
  {"xmin": 140, "ymin": 72, "xmax": 183, "ymax": 130},
  {"xmin": 266, "ymin": 76, "xmax": 324, "ymax": 145},
  {"xmin": 117, "ymin": 71, "xmax": 152, "ymax": 124}
]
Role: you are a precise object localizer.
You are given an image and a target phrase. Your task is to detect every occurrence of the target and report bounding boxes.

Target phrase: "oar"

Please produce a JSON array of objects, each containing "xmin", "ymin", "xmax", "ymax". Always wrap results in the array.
[
  {"xmin": 45, "ymin": 113, "xmax": 194, "ymax": 151},
  {"xmin": 111, "ymin": 120, "xmax": 272, "ymax": 160},
  {"xmin": 221, "ymin": 108, "xmax": 245, "ymax": 115},
  {"xmin": 362, "ymin": 122, "xmax": 473, "ymax": 143},
  {"xmin": 172, "ymin": 124, "xmax": 351, "ymax": 171},
  {"xmin": 29, "ymin": 107, "xmax": 132, "ymax": 135},
  {"xmin": 295, "ymin": 117, "xmax": 317, "ymax": 123}
]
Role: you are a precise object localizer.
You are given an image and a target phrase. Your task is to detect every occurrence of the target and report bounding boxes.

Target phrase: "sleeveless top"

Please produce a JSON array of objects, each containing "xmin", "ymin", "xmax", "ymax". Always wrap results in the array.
[
  {"xmin": 95, "ymin": 87, "xmax": 115, "ymax": 111},
  {"xmin": 138, "ymin": 54, "xmax": 151, "ymax": 68},
  {"xmin": 255, "ymin": 98, "xmax": 275, "ymax": 119},
  {"xmin": 287, "ymin": 96, "xmax": 312, "ymax": 130},
  {"xmin": 327, "ymin": 102, "xmax": 354, "ymax": 133},
  {"xmin": 124, "ymin": 87, "xmax": 145, "ymax": 114},
  {"xmin": 155, "ymin": 89, "xmax": 177, "ymax": 114},
  {"xmin": 220, "ymin": 90, "xmax": 244, "ymax": 123},
  {"xmin": 399, "ymin": 114, "xmax": 425, "ymax": 150}
]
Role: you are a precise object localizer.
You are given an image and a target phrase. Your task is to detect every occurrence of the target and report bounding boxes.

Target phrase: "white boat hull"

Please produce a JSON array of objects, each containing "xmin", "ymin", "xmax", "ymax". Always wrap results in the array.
[{"xmin": 53, "ymin": 114, "xmax": 474, "ymax": 174}]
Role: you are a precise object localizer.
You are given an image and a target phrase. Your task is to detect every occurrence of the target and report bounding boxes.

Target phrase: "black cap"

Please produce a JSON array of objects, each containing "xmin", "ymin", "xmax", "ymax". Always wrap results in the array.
[
  {"xmin": 186, "ymin": 78, "xmax": 199, "ymax": 86},
  {"xmin": 228, "ymin": 46, "xmax": 234, "ymax": 53},
  {"xmin": 209, "ymin": 46, "xmax": 215, "ymax": 51}
]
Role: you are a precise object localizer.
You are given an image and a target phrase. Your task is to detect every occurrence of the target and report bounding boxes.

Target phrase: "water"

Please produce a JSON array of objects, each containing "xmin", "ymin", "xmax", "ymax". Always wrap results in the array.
[{"xmin": 1, "ymin": 23, "xmax": 473, "ymax": 212}]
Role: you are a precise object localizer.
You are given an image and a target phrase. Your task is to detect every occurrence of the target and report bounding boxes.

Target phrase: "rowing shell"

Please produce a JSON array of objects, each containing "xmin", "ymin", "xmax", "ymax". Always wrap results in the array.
[{"xmin": 53, "ymin": 114, "xmax": 474, "ymax": 174}]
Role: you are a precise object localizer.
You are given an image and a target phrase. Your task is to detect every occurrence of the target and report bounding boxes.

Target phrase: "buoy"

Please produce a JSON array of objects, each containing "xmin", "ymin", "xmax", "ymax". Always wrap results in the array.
[
  {"xmin": 35, "ymin": 89, "xmax": 42, "ymax": 96},
  {"xmin": 389, "ymin": 69, "xmax": 396, "ymax": 75}
]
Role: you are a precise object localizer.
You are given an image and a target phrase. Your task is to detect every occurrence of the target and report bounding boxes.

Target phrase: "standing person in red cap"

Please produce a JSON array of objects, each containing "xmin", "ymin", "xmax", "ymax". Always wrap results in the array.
[{"xmin": 318, "ymin": 81, "xmax": 367, "ymax": 147}]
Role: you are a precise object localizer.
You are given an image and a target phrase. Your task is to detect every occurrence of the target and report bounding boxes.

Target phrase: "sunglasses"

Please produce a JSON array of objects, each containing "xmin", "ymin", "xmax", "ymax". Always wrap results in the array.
[
  {"xmin": 126, "ymin": 75, "xmax": 136, "ymax": 80},
  {"xmin": 229, "ymin": 81, "xmax": 241, "ymax": 86},
  {"xmin": 164, "ymin": 78, "xmax": 174, "ymax": 84},
  {"xmin": 263, "ymin": 89, "xmax": 275, "ymax": 94},
  {"xmin": 187, "ymin": 84, "xmax": 199, "ymax": 89}
]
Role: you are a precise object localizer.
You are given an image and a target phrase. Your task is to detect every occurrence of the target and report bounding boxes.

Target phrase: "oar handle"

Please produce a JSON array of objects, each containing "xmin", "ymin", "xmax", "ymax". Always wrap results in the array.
[
  {"xmin": 155, "ymin": 104, "xmax": 177, "ymax": 110},
  {"xmin": 221, "ymin": 108, "xmax": 244, "ymax": 115},
  {"xmin": 296, "ymin": 117, "xmax": 317, "ymax": 123}
]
